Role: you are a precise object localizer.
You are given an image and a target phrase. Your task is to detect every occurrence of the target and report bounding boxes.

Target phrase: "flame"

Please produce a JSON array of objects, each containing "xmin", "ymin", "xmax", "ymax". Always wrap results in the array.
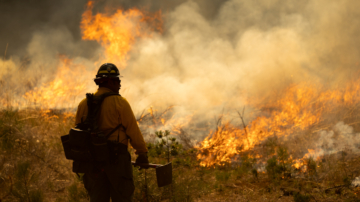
[
  {"xmin": 302, "ymin": 149, "xmax": 323, "ymax": 160},
  {"xmin": 23, "ymin": 56, "xmax": 89, "ymax": 109},
  {"xmin": 2, "ymin": 1, "xmax": 163, "ymax": 110},
  {"xmin": 197, "ymin": 81, "xmax": 360, "ymax": 167},
  {"xmin": 3, "ymin": 0, "xmax": 360, "ymax": 175},
  {"xmin": 139, "ymin": 106, "xmax": 193, "ymax": 136},
  {"xmin": 81, "ymin": 1, "xmax": 162, "ymax": 67},
  {"xmin": 292, "ymin": 149, "xmax": 323, "ymax": 171}
]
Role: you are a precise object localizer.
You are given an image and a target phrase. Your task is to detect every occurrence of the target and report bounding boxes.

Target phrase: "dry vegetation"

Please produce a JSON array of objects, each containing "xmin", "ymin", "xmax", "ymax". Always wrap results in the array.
[{"xmin": 1, "ymin": 107, "xmax": 360, "ymax": 202}]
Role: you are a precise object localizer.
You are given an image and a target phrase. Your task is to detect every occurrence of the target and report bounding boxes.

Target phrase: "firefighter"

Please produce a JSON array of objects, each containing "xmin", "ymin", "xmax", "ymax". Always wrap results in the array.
[{"xmin": 75, "ymin": 63, "xmax": 149, "ymax": 201}]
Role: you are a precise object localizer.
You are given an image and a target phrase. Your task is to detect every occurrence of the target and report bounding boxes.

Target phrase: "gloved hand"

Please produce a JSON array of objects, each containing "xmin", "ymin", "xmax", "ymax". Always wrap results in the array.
[{"xmin": 135, "ymin": 153, "xmax": 149, "ymax": 165}]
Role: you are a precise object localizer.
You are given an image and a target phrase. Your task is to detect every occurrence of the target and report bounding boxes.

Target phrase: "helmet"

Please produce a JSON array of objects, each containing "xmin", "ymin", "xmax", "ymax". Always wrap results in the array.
[
  {"xmin": 94, "ymin": 63, "xmax": 122, "ymax": 84},
  {"xmin": 95, "ymin": 63, "xmax": 121, "ymax": 78}
]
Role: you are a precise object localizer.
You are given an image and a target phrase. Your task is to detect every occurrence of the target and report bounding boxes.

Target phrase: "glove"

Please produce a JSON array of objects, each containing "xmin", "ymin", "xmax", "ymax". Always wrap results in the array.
[{"xmin": 135, "ymin": 153, "xmax": 149, "ymax": 168}]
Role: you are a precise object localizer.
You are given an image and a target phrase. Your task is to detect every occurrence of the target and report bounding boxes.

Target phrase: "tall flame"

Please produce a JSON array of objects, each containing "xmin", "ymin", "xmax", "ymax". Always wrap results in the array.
[
  {"xmin": 3, "ymin": 1, "xmax": 360, "ymax": 172},
  {"xmin": 81, "ymin": 1, "xmax": 162, "ymax": 67},
  {"xmin": 7, "ymin": 1, "xmax": 163, "ymax": 110}
]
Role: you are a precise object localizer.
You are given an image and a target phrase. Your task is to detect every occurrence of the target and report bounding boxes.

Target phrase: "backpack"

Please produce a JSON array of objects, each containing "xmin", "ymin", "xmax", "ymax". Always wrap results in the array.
[{"xmin": 60, "ymin": 92, "xmax": 124, "ymax": 173}]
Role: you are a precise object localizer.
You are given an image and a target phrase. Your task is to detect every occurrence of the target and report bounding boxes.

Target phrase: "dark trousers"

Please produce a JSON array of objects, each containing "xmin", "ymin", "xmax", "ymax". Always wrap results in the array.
[{"xmin": 83, "ymin": 151, "xmax": 134, "ymax": 202}]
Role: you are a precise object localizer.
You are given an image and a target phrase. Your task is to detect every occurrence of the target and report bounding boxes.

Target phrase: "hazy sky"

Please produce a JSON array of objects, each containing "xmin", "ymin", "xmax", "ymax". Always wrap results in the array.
[{"xmin": 1, "ymin": 0, "xmax": 360, "ymax": 118}]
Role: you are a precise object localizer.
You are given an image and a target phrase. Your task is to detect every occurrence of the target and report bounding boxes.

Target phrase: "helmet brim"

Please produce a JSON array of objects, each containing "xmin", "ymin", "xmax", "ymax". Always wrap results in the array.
[{"xmin": 94, "ymin": 75, "xmax": 123, "ymax": 80}]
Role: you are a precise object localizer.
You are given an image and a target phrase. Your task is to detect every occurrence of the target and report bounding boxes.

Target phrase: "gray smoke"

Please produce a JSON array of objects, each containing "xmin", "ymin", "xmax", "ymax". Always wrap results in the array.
[
  {"xmin": 1, "ymin": 0, "xmax": 360, "ymax": 123},
  {"xmin": 123, "ymin": 0, "xmax": 360, "ymax": 118},
  {"xmin": 305, "ymin": 122, "xmax": 360, "ymax": 159}
]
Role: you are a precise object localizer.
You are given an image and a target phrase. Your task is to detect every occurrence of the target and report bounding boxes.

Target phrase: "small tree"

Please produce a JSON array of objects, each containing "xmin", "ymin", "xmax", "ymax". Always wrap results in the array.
[
  {"xmin": 305, "ymin": 157, "xmax": 317, "ymax": 177},
  {"xmin": 151, "ymin": 130, "xmax": 181, "ymax": 163},
  {"xmin": 266, "ymin": 146, "xmax": 293, "ymax": 180}
]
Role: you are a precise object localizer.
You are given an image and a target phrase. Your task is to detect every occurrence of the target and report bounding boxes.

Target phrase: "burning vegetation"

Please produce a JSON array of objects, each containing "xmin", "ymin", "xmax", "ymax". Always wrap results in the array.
[
  {"xmin": 197, "ymin": 80, "xmax": 360, "ymax": 168},
  {"xmin": 1, "ymin": 0, "xmax": 360, "ymax": 201}
]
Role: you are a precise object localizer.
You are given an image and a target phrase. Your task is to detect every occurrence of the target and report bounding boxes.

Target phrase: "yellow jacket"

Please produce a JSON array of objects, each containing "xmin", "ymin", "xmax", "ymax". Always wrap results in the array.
[{"xmin": 75, "ymin": 87, "xmax": 148, "ymax": 154}]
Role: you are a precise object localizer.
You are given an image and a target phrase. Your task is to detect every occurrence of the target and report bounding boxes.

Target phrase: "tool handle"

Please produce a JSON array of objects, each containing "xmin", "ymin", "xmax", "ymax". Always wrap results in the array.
[{"xmin": 131, "ymin": 161, "xmax": 161, "ymax": 168}]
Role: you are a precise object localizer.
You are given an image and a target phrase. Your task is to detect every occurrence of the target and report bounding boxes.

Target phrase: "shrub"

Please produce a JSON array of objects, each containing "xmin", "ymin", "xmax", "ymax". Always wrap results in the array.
[
  {"xmin": 251, "ymin": 168, "xmax": 258, "ymax": 179},
  {"xmin": 343, "ymin": 176, "xmax": 352, "ymax": 187},
  {"xmin": 266, "ymin": 156, "xmax": 281, "ymax": 180},
  {"xmin": 265, "ymin": 146, "xmax": 293, "ymax": 180},
  {"xmin": 30, "ymin": 190, "xmax": 44, "ymax": 202},
  {"xmin": 293, "ymin": 192, "xmax": 311, "ymax": 202},
  {"xmin": 306, "ymin": 157, "xmax": 317, "ymax": 176},
  {"xmin": 149, "ymin": 130, "xmax": 183, "ymax": 163},
  {"xmin": 235, "ymin": 154, "xmax": 256, "ymax": 179},
  {"xmin": 67, "ymin": 182, "xmax": 88, "ymax": 202},
  {"xmin": 215, "ymin": 170, "xmax": 231, "ymax": 183}
]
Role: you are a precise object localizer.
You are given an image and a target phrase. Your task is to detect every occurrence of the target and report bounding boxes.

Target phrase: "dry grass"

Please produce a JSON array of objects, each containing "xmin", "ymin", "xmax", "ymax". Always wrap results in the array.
[{"xmin": 1, "ymin": 108, "xmax": 360, "ymax": 202}]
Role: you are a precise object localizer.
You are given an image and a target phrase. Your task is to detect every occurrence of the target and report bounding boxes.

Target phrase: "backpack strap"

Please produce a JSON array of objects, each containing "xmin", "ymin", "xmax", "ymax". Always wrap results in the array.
[
  {"xmin": 105, "ymin": 123, "xmax": 124, "ymax": 139},
  {"xmin": 83, "ymin": 92, "xmax": 121, "ymax": 131},
  {"xmin": 84, "ymin": 92, "xmax": 130, "ymax": 141}
]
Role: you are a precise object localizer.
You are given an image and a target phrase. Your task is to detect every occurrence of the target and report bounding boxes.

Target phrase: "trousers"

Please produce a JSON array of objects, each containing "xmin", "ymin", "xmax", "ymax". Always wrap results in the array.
[{"xmin": 83, "ymin": 145, "xmax": 134, "ymax": 202}]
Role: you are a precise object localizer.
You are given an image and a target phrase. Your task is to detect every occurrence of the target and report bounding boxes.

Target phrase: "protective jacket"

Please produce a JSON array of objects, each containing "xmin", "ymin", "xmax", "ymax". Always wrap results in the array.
[
  {"xmin": 75, "ymin": 87, "xmax": 148, "ymax": 154},
  {"xmin": 75, "ymin": 87, "xmax": 147, "ymax": 201}
]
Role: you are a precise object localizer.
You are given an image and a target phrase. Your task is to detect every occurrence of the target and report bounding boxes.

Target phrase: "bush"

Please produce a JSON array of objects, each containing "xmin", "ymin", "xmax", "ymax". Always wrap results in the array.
[
  {"xmin": 67, "ymin": 182, "xmax": 88, "ymax": 202},
  {"xmin": 293, "ymin": 192, "xmax": 311, "ymax": 202},
  {"xmin": 0, "ymin": 109, "xmax": 79, "ymax": 201},
  {"xmin": 251, "ymin": 168, "xmax": 258, "ymax": 179},
  {"xmin": 148, "ymin": 130, "xmax": 183, "ymax": 163},
  {"xmin": 306, "ymin": 157, "xmax": 317, "ymax": 176},
  {"xmin": 265, "ymin": 146, "xmax": 293, "ymax": 180},
  {"xmin": 215, "ymin": 170, "xmax": 231, "ymax": 183},
  {"xmin": 235, "ymin": 154, "xmax": 256, "ymax": 179},
  {"xmin": 30, "ymin": 190, "xmax": 44, "ymax": 202},
  {"xmin": 266, "ymin": 156, "xmax": 281, "ymax": 180}
]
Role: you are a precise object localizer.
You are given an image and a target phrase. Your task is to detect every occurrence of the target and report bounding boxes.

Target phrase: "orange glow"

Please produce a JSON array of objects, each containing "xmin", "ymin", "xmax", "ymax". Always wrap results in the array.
[
  {"xmin": 3, "ymin": 1, "xmax": 163, "ymax": 110},
  {"xmin": 2, "ymin": 0, "xmax": 360, "ymax": 176},
  {"xmin": 23, "ymin": 56, "xmax": 88, "ymax": 109},
  {"xmin": 81, "ymin": 1, "xmax": 162, "ymax": 67},
  {"xmin": 139, "ymin": 106, "xmax": 193, "ymax": 135},
  {"xmin": 197, "ymin": 81, "xmax": 360, "ymax": 167}
]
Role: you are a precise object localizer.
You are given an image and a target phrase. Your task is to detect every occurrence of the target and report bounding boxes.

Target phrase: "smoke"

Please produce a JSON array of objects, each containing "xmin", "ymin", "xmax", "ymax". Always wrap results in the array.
[
  {"xmin": 1, "ymin": 0, "xmax": 360, "ymax": 123},
  {"xmin": 122, "ymin": 0, "xmax": 360, "ymax": 118},
  {"xmin": 352, "ymin": 176, "xmax": 360, "ymax": 187},
  {"xmin": 0, "ymin": 0, "xmax": 95, "ymax": 57},
  {"xmin": 301, "ymin": 122, "xmax": 360, "ymax": 160},
  {"xmin": 0, "ymin": 26, "xmax": 98, "ymax": 107}
]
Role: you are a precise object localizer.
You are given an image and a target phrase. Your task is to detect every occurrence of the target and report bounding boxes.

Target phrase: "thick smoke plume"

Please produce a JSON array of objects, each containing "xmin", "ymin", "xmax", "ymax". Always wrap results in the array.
[
  {"xmin": 123, "ymin": 0, "xmax": 360, "ymax": 124},
  {"xmin": 1, "ymin": 0, "xmax": 360, "ymax": 143}
]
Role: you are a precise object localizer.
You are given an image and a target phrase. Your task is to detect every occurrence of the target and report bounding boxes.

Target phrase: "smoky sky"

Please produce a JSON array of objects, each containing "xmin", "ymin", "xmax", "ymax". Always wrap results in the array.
[
  {"xmin": 3, "ymin": 0, "xmax": 360, "ymax": 162},
  {"xmin": 1, "ymin": 0, "xmax": 85, "ymax": 57},
  {"xmin": 2, "ymin": 0, "xmax": 360, "ymax": 119},
  {"xmin": 0, "ymin": 0, "xmax": 223, "ymax": 58},
  {"xmin": 2, "ymin": 0, "xmax": 359, "ymax": 74}
]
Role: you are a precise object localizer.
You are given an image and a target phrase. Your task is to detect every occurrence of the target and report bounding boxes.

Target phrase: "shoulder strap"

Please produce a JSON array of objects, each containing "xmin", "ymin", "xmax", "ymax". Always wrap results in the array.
[
  {"xmin": 105, "ymin": 123, "xmax": 125, "ymax": 139},
  {"xmin": 83, "ymin": 92, "xmax": 129, "ymax": 141},
  {"xmin": 83, "ymin": 92, "xmax": 121, "ymax": 131}
]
